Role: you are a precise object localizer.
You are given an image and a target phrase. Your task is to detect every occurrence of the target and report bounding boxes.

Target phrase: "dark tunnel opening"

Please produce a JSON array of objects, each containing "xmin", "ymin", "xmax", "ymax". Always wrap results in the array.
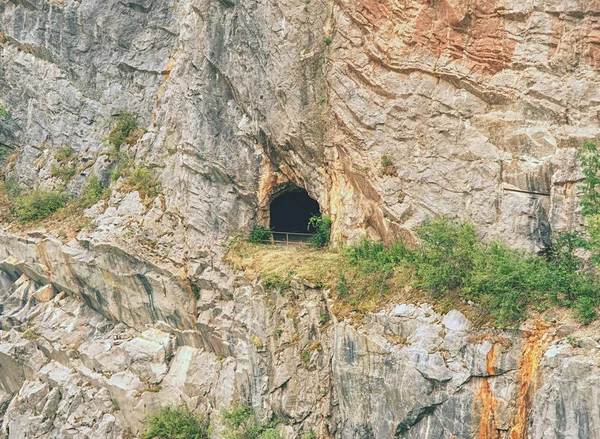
[{"xmin": 270, "ymin": 188, "xmax": 321, "ymax": 234}]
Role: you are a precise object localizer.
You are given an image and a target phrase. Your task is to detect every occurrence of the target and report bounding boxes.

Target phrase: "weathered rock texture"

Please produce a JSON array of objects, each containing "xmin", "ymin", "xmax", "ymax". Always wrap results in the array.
[
  {"xmin": 2, "ymin": 0, "xmax": 598, "ymax": 249},
  {"xmin": 1, "ymin": 241, "xmax": 599, "ymax": 439},
  {"xmin": 2, "ymin": 0, "xmax": 600, "ymax": 437}
]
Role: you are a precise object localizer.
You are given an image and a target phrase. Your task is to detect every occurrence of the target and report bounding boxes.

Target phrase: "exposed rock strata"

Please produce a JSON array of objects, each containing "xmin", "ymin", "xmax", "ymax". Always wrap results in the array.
[
  {"xmin": 1, "ymin": 0, "xmax": 599, "ymax": 249},
  {"xmin": 0, "ymin": 234, "xmax": 598, "ymax": 438},
  {"xmin": 1, "ymin": 0, "xmax": 600, "ymax": 438}
]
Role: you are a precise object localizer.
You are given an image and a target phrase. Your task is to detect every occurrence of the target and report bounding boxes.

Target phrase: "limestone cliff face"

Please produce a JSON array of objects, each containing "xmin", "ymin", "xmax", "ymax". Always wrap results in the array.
[
  {"xmin": 1, "ymin": 0, "xmax": 600, "ymax": 438},
  {"xmin": 2, "ymin": 0, "xmax": 598, "ymax": 249}
]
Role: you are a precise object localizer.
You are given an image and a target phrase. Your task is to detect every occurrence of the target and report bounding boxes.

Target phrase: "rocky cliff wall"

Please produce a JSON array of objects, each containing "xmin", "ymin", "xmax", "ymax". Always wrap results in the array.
[
  {"xmin": 1, "ymin": 0, "xmax": 600, "ymax": 438},
  {"xmin": 1, "ymin": 0, "xmax": 599, "ymax": 250},
  {"xmin": 0, "ymin": 234, "xmax": 599, "ymax": 439}
]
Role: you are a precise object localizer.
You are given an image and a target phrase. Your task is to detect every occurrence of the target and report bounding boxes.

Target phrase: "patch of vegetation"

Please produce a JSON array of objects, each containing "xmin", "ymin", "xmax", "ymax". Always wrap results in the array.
[
  {"xmin": 0, "ymin": 104, "xmax": 9, "ymax": 119},
  {"xmin": 250, "ymin": 225, "xmax": 272, "ymax": 243},
  {"xmin": 50, "ymin": 163, "xmax": 77, "ymax": 182},
  {"xmin": 107, "ymin": 113, "xmax": 138, "ymax": 154},
  {"xmin": 578, "ymin": 140, "xmax": 600, "ymax": 217},
  {"xmin": 142, "ymin": 405, "xmax": 210, "ymax": 439},
  {"xmin": 221, "ymin": 404, "xmax": 280, "ymax": 439},
  {"xmin": 323, "ymin": 36, "xmax": 332, "ymax": 46},
  {"xmin": 11, "ymin": 189, "xmax": 68, "ymax": 224},
  {"xmin": 380, "ymin": 155, "xmax": 396, "ymax": 176},
  {"xmin": 308, "ymin": 214, "xmax": 332, "ymax": 248},
  {"xmin": 54, "ymin": 145, "xmax": 75, "ymax": 164},
  {"xmin": 345, "ymin": 217, "xmax": 600, "ymax": 326},
  {"xmin": 80, "ymin": 175, "xmax": 109, "ymax": 207},
  {"xmin": 122, "ymin": 167, "xmax": 161, "ymax": 198},
  {"xmin": 50, "ymin": 146, "xmax": 77, "ymax": 182}
]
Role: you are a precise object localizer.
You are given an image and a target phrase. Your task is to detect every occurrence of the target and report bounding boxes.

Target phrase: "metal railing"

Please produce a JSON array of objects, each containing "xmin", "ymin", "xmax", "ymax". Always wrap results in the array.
[{"xmin": 269, "ymin": 231, "xmax": 315, "ymax": 245}]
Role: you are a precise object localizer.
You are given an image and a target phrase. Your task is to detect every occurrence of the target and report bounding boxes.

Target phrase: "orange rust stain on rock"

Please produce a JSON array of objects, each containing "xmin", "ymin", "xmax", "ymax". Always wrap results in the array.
[
  {"xmin": 411, "ymin": 0, "xmax": 516, "ymax": 74},
  {"xmin": 475, "ymin": 343, "xmax": 501, "ymax": 439},
  {"xmin": 509, "ymin": 322, "xmax": 554, "ymax": 439},
  {"xmin": 155, "ymin": 52, "xmax": 179, "ymax": 116}
]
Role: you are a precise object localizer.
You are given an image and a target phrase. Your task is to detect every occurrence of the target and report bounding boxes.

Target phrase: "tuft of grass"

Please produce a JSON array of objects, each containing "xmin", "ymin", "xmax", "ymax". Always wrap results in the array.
[
  {"xmin": 221, "ymin": 404, "xmax": 280, "ymax": 439},
  {"xmin": 380, "ymin": 155, "xmax": 396, "ymax": 176},
  {"xmin": 50, "ymin": 146, "xmax": 77, "ymax": 182},
  {"xmin": 121, "ymin": 167, "xmax": 161, "ymax": 198},
  {"xmin": 50, "ymin": 163, "xmax": 77, "ymax": 182},
  {"xmin": 323, "ymin": 36, "xmax": 332, "ymax": 46},
  {"xmin": 54, "ymin": 145, "xmax": 75, "ymax": 164},
  {"xmin": 142, "ymin": 405, "xmax": 210, "ymax": 439},
  {"xmin": 107, "ymin": 113, "xmax": 138, "ymax": 153}
]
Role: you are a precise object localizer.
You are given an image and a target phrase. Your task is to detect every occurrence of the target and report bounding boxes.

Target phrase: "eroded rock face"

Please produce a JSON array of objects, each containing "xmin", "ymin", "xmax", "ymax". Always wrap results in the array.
[
  {"xmin": 2, "ymin": 0, "xmax": 599, "ymax": 249},
  {"xmin": 2, "ymin": 0, "xmax": 600, "ymax": 438},
  {"xmin": 0, "ymin": 240, "xmax": 598, "ymax": 438}
]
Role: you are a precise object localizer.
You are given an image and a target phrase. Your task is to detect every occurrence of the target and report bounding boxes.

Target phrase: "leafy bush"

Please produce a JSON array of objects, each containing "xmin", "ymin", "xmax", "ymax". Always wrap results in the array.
[
  {"xmin": 3, "ymin": 176, "xmax": 21, "ymax": 199},
  {"xmin": 0, "ymin": 105, "xmax": 9, "ymax": 119},
  {"xmin": 81, "ymin": 175, "xmax": 108, "ymax": 206},
  {"xmin": 308, "ymin": 214, "xmax": 332, "ymax": 248},
  {"xmin": 107, "ymin": 113, "xmax": 138, "ymax": 152},
  {"xmin": 54, "ymin": 145, "xmax": 75, "ymax": 164},
  {"xmin": 579, "ymin": 141, "xmax": 600, "ymax": 216},
  {"xmin": 344, "ymin": 217, "xmax": 600, "ymax": 326},
  {"xmin": 142, "ymin": 405, "xmax": 210, "ymax": 439},
  {"xmin": 11, "ymin": 190, "xmax": 68, "ymax": 223},
  {"xmin": 411, "ymin": 218, "xmax": 477, "ymax": 296},
  {"xmin": 250, "ymin": 226, "xmax": 272, "ymax": 243},
  {"xmin": 124, "ymin": 167, "xmax": 161, "ymax": 198},
  {"xmin": 221, "ymin": 404, "xmax": 280, "ymax": 439}
]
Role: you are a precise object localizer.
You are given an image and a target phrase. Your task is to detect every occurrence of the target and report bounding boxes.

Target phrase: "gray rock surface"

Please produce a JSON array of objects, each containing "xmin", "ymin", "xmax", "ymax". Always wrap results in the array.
[{"xmin": 2, "ymin": 0, "xmax": 600, "ymax": 437}]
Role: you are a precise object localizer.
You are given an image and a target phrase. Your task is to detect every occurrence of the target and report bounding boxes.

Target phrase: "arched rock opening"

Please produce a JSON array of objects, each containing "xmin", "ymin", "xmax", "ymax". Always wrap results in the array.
[{"xmin": 269, "ymin": 187, "xmax": 320, "ymax": 233}]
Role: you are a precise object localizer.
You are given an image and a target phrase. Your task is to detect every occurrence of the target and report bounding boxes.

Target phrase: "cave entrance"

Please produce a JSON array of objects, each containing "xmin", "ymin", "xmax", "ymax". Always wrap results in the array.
[{"xmin": 270, "ymin": 187, "xmax": 320, "ymax": 243}]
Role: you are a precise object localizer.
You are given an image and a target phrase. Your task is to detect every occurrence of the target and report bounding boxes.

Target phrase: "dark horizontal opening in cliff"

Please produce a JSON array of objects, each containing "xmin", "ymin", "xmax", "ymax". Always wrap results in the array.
[{"xmin": 270, "ymin": 188, "xmax": 320, "ymax": 235}]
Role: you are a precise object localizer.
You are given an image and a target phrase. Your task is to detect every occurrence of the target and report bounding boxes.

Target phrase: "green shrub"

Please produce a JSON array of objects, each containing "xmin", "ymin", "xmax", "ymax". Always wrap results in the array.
[
  {"xmin": 11, "ymin": 190, "xmax": 68, "ymax": 223},
  {"xmin": 575, "ymin": 296, "xmax": 597, "ymax": 325},
  {"xmin": 111, "ymin": 151, "xmax": 132, "ymax": 181},
  {"xmin": 579, "ymin": 141, "xmax": 600, "ymax": 216},
  {"xmin": 3, "ymin": 176, "xmax": 21, "ymax": 199},
  {"xmin": 250, "ymin": 226, "xmax": 272, "ymax": 243},
  {"xmin": 323, "ymin": 36, "xmax": 332, "ymax": 46},
  {"xmin": 125, "ymin": 167, "xmax": 161, "ymax": 198},
  {"xmin": 50, "ymin": 162, "xmax": 77, "ymax": 182},
  {"xmin": 81, "ymin": 175, "xmax": 108, "ymax": 206},
  {"xmin": 221, "ymin": 404, "xmax": 280, "ymax": 439},
  {"xmin": 107, "ymin": 113, "xmax": 137, "ymax": 152},
  {"xmin": 0, "ymin": 105, "xmax": 9, "ymax": 119},
  {"xmin": 54, "ymin": 145, "xmax": 75, "ymax": 164},
  {"xmin": 308, "ymin": 214, "xmax": 332, "ymax": 248},
  {"xmin": 142, "ymin": 405, "xmax": 210, "ymax": 439},
  {"xmin": 412, "ymin": 218, "xmax": 477, "ymax": 296}
]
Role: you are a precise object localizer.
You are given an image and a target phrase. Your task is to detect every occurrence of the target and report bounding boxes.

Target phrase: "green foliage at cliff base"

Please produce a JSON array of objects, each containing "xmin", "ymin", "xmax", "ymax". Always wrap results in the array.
[
  {"xmin": 142, "ymin": 405, "xmax": 210, "ymax": 439},
  {"xmin": 227, "ymin": 215, "xmax": 599, "ymax": 327}
]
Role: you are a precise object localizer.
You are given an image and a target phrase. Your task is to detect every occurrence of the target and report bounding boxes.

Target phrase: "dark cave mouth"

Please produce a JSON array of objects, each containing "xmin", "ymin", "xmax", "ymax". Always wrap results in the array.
[{"xmin": 269, "ymin": 188, "xmax": 320, "ymax": 234}]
